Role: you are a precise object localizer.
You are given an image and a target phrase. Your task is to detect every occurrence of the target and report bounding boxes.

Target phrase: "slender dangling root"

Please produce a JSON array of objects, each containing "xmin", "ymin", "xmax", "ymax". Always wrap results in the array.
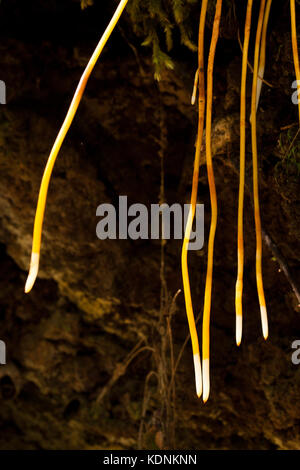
[
  {"xmin": 235, "ymin": 0, "xmax": 253, "ymax": 347},
  {"xmin": 25, "ymin": 0, "xmax": 129, "ymax": 294},
  {"xmin": 181, "ymin": 0, "xmax": 208, "ymax": 399},
  {"xmin": 290, "ymin": 0, "xmax": 300, "ymax": 125},
  {"xmin": 251, "ymin": 0, "xmax": 268, "ymax": 340},
  {"xmin": 202, "ymin": 0, "xmax": 223, "ymax": 404}
]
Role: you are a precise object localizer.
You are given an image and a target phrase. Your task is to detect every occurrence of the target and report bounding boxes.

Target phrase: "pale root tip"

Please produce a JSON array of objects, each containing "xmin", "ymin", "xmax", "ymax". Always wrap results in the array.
[
  {"xmin": 193, "ymin": 353, "xmax": 202, "ymax": 398},
  {"xmin": 191, "ymin": 95, "xmax": 196, "ymax": 106},
  {"xmin": 202, "ymin": 358, "xmax": 210, "ymax": 403},
  {"xmin": 236, "ymin": 314, "xmax": 242, "ymax": 347},
  {"xmin": 25, "ymin": 252, "xmax": 40, "ymax": 293},
  {"xmin": 260, "ymin": 305, "xmax": 268, "ymax": 340}
]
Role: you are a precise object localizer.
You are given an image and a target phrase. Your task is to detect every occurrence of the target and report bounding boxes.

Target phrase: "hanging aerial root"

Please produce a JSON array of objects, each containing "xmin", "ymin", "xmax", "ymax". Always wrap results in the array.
[
  {"xmin": 25, "ymin": 0, "xmax": 129, "ymax": 294},
  {"xmin": 181, "ymin": 0, "xmax": 208, "ymax": 399},
  {"xmin": 236, "ymin": 0, "xmax": 253, "ymax": 347},
  {"xmin": 202, "ymin": 0, "xmax": 223, "ymax": 404},
  {"xmin": 256, "ymin": 0, "xmax": 272, "ymax": 112},
  {"xmin": 290, "ymin": 0, "xmax": 300, "ymax": 125},
  {"xmin": 251, "ymin": 0, "xmax": 268, "ymax": 340}
]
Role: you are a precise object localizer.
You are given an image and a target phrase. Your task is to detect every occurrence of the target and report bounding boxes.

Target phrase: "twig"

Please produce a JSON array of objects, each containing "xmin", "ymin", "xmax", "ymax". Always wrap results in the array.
[
  {"xmin": 96, "ymin": 342, "xmax": 154, "ymax": 404},
  {"xmin": 138, "ymin": 370, "xmax": 158, "ymax": 450},
  {"xmin": 261, "ymin": 228, "xmax": 300, "ymax": 306},
  {"xmin": 237, "ymin": 29, "xmax": 274, "ymax": 88}
]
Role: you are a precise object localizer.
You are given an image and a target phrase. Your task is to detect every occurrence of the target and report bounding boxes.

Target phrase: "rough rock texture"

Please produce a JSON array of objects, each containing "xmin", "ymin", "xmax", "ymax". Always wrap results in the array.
[{"xmin": 0, "ymin": 0, "xmax": 299, "ymax": 450}]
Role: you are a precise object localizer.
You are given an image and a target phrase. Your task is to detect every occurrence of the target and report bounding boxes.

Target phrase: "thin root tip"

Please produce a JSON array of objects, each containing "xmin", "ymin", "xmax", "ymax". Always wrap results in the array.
[
  {"xmin": 202, "ymin": 358, "xmax": 210, "ymax": 403},
  {"xmin": 236, "ymin": 314, "xmax": 242, "ymax": 347},
  {"xmin": 193, "ymin": 353, "xmax": 202, "ymax": 398},
  {"xmin": 260, "ymin": 305, "xmax": 268, "ymax": 340},
  {"xmin": 25, "ymin": 271, "xmax": 37, "ymax": 293},
  {"xmin": 25, "ymin": 252, "xmax": 39, "ymax": 294}
]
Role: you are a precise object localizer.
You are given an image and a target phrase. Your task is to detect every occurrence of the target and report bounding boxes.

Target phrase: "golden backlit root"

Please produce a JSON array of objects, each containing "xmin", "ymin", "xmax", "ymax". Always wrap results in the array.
[
  {"xmin": 202, "ymin": 0, "xmax": 223, "ymax": 404},
  {"xmin": 251, "ymin": 0, "xmax": 268, "ymax": 340},
  {"xmin": 25, "ymin": 0, "xmax": 129, "ymax": 293},
  {"xmin": 256, "ymin": 0, "xmax": 272, "ymax": 111},
  {"xmin": 290, "ymin": 0, "xmax": 300, "ymax": 125},
  {"xmin": 235, "ymin": 0, "xmax": 253, "ymax": 347},
  {"xmin": 181, "ymin": 0, "xmax": 208, "ymax": 399}
]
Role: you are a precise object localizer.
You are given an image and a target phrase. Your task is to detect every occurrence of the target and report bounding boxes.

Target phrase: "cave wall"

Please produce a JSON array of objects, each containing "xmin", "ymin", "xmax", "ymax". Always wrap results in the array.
[{"xmin": 0, "ymin": 0, "xmax": 299, "ymax": 450}]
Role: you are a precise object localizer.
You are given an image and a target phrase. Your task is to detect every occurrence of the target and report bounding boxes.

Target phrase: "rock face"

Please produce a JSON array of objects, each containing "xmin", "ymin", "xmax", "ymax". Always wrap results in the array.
[{"xmin": 0, "ymin": 0, "xmax": 299, "ymax": 450}]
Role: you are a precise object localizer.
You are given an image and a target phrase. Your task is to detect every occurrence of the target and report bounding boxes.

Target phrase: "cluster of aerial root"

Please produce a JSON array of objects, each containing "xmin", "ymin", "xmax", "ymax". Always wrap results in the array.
[
  {"xmin": 182, "ymin": 0, "xmax": 300, "ymax": 402},
  {"xmin": 25, "ymin": 1, "xmax": 300, "ymax": 403}
]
